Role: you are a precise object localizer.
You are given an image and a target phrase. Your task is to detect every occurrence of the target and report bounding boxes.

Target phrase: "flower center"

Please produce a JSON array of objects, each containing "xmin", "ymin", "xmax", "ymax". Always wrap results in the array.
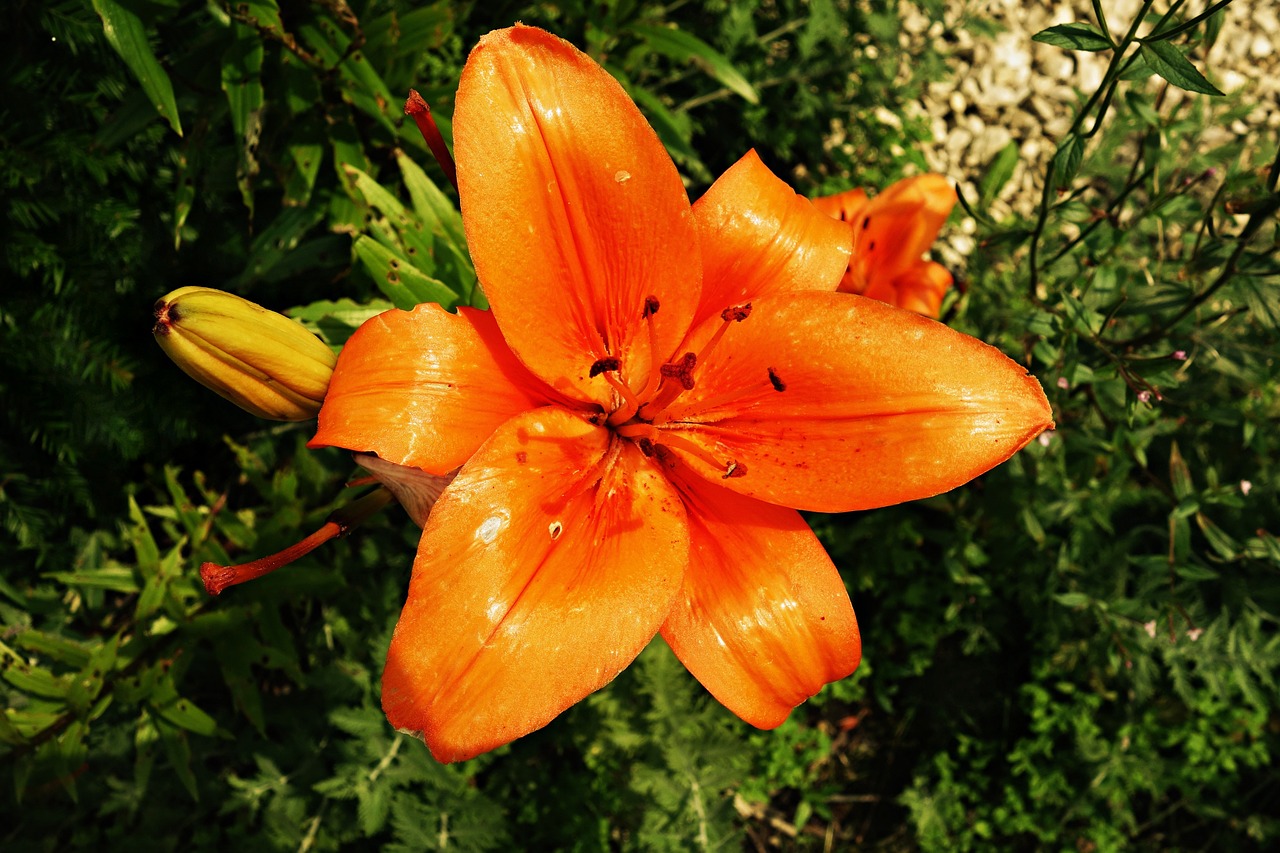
[{"xmin": 589, "ymin": 298, "xmax": 785, "ymax": 480}]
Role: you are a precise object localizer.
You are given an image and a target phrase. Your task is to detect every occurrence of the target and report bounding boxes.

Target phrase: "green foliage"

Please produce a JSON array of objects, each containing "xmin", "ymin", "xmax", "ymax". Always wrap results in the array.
[{"xmin": 3, "ymin": 0, "xmax": 1277, "ymax": 850}]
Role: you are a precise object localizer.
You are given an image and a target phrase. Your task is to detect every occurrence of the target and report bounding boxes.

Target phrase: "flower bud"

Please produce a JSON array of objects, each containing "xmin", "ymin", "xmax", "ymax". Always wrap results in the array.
[{"xmin": 152, "ymin": 286, "xmax": 337, "ymax": 421}]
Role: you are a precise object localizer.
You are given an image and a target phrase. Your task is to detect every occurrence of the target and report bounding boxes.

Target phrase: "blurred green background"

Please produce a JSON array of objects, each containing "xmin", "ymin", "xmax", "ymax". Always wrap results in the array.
[{"xmin": 2, "ymin": 1, "xmax": 1277, "ymax": 849}]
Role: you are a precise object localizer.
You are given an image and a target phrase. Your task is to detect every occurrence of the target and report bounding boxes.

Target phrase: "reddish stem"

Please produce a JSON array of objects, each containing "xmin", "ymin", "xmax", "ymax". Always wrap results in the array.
[{"xmin": 405, "ymin": 89, "xmax": 458, "ymax": 191}]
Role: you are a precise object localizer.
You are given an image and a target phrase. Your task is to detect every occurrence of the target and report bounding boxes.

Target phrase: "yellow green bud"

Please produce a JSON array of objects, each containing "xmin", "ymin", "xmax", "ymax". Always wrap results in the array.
[{"xmin": 152, "ymin": 286, "xmax": 337, "ymax": 421}]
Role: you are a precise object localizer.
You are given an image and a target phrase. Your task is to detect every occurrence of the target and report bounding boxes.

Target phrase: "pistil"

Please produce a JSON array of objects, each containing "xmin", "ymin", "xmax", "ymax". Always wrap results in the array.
[
  {"xmin": 404, "ymin": 90, "xmax": 458, "ymax": 191},
  {"xmin": 200, "ymin": 488, "xmax": 394, "ymax": 596}
]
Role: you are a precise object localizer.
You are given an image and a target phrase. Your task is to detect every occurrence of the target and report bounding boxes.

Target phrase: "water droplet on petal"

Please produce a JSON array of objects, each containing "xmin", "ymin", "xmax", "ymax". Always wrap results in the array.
[{"xmin": 615, "ymin": 170, "xmax": 631, "ymax": 183}]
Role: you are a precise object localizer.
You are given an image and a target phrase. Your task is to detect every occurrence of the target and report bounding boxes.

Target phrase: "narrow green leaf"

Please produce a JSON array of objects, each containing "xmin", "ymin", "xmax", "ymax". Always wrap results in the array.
[
  {"xmin": 149, "ymin": 678, "xmax": 219, "ymax": 737},
  {"xmin": 91, "ymin": 0, "xmax": 183, "ymax": 135},
  {"xmin": 1050, "ymin": 134, "xmax": 1085, "ymax": 191},
  {"xmin": 1196, "ymin": 512, "xmax": 1240, "ymax": 560},
  {"xmin": 155, "ymin": 717, "xmax": 200, "ymax": 801},
  {"xmin": 627, "ymin": 81, "xmax": 712, "ymax": 183},
  {"xmin": 222, "ymin": 25, "xmax": 265, "ymax": 214},
  {"xmin": 1138, "ymin": 41, "xmax": 1223, "ymax": 96},
  {"xmin": 1169, "ymin": 442, "xmax": 1194, "ymax": 500},
  {"xmin": 978, "ymin": 140, "xmax": 1020, "ymax": 209},
  {"xmin": 353, "ymin": 235, "xmax": 460, "ymax": 310},
  {"xmin": 1054, "ymin": 592, "xmax": 1091, "ymax": 608},
  {"xmin": 629, "ymin": 24, "xmax": 759, "ymax": 104},
  {"xmin": 43, "ymin": 567, "xmax": 141, "ymax": 593},
  {"xmin": 1032, "ymin": 23, "xmax": 1113, "ymax": 51}
]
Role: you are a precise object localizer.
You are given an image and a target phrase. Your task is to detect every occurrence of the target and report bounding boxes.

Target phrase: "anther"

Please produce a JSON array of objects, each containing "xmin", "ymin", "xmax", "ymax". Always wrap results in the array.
[
  {"xmin": 767, "ymin": 367, "xmax": 786, "ymax": 392},
  {"xmin": 590, "ymin": 356, "xmax": 621, "ymax": 378},
  {"xmin": 721, "ymin": 303, "xmax": 753, "ymax": 323},
  {"xmin": 637, "ymin": 437, "xmax": 655, "ymax": 457},
  {"xmin": 659, "ymin": 352, "xmax": 697, "ymax": 391},
  {"xmin": 723, "ymin": 460, "xmax": 748, "ymax": 479},
  {"xmin": 643, "ymin": 296, "xmax": 660, "ymax": 318}
]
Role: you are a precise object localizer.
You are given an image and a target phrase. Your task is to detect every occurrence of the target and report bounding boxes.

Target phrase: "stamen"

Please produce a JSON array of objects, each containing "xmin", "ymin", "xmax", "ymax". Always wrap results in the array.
[
  {"xmin": 609, "ymin": 296, "xmax": 663, "ymax": 426},
  {"xmin": 404, "ymin": 90, "xmax": 458, "ymax": 191},
  {"xmin": 767, "ymin": 367, "xmax": 786, "ymax": 392},
  {"xmin": 199, "ymin": 488, "xmax": 393, "ymax": 596},
  {"xmin": 650, "ymin": 377, "xmax": 775, "ymax": 426},
  {"xmin": 723, "ymin": 460, "xmax": 748, "ymax": 479},
  {"xmin": 637, "ymin": 302, "xmax": 754, "ymax": 424},
  {"xmin": 651, "ymin": 431, "xmax": 743, "ymax": 477}
]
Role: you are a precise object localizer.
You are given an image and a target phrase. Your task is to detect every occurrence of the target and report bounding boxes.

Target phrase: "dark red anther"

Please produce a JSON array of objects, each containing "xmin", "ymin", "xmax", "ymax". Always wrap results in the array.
[
  {"xmin": 637, "ymin": 437, "xmax": 655, "ymax": 457},
  {"xmin": 660, "ymin": 352, "xmax": 697, "ymax": 390},
  {"xmin": 589, "ymin": 356, "xmax": 621, "ymax": 378},
  {"xmin": 643, "ymin": 296, "xmax": 660, "ymax": 318},
  {"xmin": 721, "ymin": 303, "xmax": 752, "ymax": 323},
  {"xmin": 723, "ymin": 460, "xmax": 748, "ymax": 479},
  {"xmin": 767, "ymin": 367, "xmax": 786, "ymax": 392}
]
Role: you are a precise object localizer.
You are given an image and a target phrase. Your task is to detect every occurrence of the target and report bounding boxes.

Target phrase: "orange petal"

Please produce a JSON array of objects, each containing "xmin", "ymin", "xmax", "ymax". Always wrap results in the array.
[
  {"xmin": 690, "ymin": 150, "xmax": 851, "ymax": 327},
  {"xmin": 660, "ymin": 291, "xmax": 1053, "ymax": 512},
  {"xmin": 851, "ymin": 175, "xmax": 955, "ymax": 287},
  {"xmin": 862, "ymin": 260, "xmax": 954, "ymax": 318},
  {"xmin": 661, "ymin": 472, "xmax": 860, "ymax": 728},
  {"xmin": 454, "ymin": 26, "xmax": 701, "ymax": 406},
  {"xmin": 382, "ymin": 407, "xmax": 689, "ymax": 762},
  {"xmin": 310, "ymin": 304, "xmax": 556, "ymax": 475},
  {"xmin": 811, "ymin": 187, "xmax": 870, "ymax": 224}
]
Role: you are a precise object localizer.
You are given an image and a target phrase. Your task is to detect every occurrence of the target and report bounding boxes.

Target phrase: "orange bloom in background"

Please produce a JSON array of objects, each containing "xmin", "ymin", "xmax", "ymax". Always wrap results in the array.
[
  {"xmin": 813, "ymin": 176, "xmax": 958, "ymax": 317},
  {"xmin": 310, "ymin": 26, "xmax": 1051, "ymax": 762}
]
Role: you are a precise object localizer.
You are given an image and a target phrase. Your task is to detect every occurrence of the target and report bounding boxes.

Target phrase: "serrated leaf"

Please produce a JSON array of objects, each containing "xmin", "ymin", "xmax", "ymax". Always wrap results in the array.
[
  {"xmin": 1138, "ymin": 41, "xmax": 1224, "ymax": 96},
  {"xmin": 92, "ymin": 0, "xmax": 183, "ymax": 135},
  {"xmin": 629, "ymin": 24, "xmax": 758, "ymax": 104},
  {"xmin": 1032, "ymin": 23, "xmax": 1113, "ymax": 51}
]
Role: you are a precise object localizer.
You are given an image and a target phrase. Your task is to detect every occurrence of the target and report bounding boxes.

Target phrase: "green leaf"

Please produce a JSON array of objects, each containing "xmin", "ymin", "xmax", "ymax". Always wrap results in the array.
[
  {"xmin": 1138, "ymin": 41, "xmax": 1224, "ymax": 96},
  {"xmin": 353, "ymin": 235, "xmax": 461, "ymax": 310},
  {"xmin": 155, "ymin": 716, "xmax": 200, "ymax": 801},
  {"xmin": 1050, "ymin": 134, "xmax": 1085, "ymax": 191},
  {"xmin": 222, "ymin": 24, "xmax": 265, "ymax": 214},
  {"xmin": 1169, "ymin": 442, "xmax": 1194, "ymax": 500},
  {"xmin": 1054, "ymin": 592, "xmax": 1092, "ymax": 609},
  {"xmin": 91, "ymin": 0, "xmax": 183, "ymax": 135},
  {"xmin": 1196, "ymin": 513, "xmax": 1240, "ymax": 560},
  {"xmin": 628, "ymin": 81, "xmax": 712, "ymax": 184},
  {"xmin": 43, "ymin": 567, "xmax": 141, "ymax": 593},
  {"xmin": 629, "ymin": 24, "xmax": 759, "ymax": 104},
  {"xmin": 1032, "ymin": 23, "xmax": 1113, "ymax": 51},
  {"xmin": 149, "ymin": 677, "xmax": 219, "ymax": 737},
  {"xmin": 978, "ymin": 140, "xmax": 1020, "ymax": 209}
]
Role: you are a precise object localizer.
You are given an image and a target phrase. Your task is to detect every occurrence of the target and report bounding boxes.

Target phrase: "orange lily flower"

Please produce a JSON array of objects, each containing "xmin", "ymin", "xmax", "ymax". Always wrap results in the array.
[
  {"xmin": 310, "ymin": 26, "xmax": 1051, "ymax": 762},
  {"xmin": 813, "ymin": 176, "xmax": 958, "ymax": 317}
]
